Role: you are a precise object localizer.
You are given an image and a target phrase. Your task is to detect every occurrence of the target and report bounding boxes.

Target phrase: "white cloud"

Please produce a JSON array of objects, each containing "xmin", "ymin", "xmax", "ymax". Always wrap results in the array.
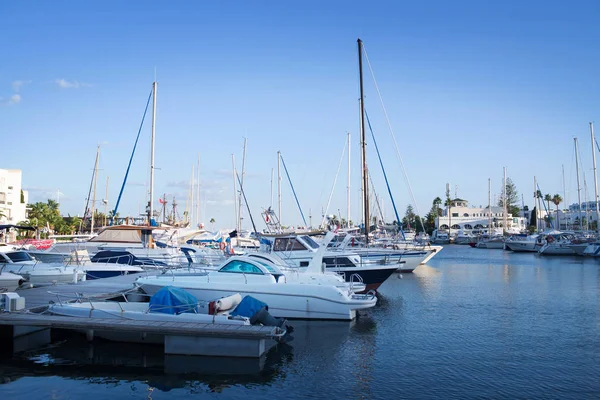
[
  {"xmin": 8, "ymin": 94, "xmax": 20, "ymax": 104},
  {"xmin": 12, "ymin": 80, "xmax": 31, "ymax": 92},
  {"xmin": 55, "ymin": 79, "xmax": 93, "ymax": 89}
]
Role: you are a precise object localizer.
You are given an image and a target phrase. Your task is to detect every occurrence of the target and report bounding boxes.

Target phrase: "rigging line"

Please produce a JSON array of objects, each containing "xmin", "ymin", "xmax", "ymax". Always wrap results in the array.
[
  {"xmin": 365, "ymin": 109, "xmax": 406, "ymax": 239},
  {"xmin": 82, "ymin": 149, "xmax": 97, "ymax": 221},
  {"xmin": 368, "ymin": 170, "xmax": 385, "ymax": 223},
  {"xmin": 362, "ymin": 44, "xmax": 426, "ymax": 232},
  {"xmin": 235, "ymin": 169, "xmax": 258, "ymax": 236},
  {"xmin": 280, "ymin": 154, "xmax": 308, "ymax": 227},
  {"xmin": 112, "ymin": 89, "xmax": 153, "ymax": 222},
  {"xmin": 321, "ymin": 137, "xmax": 347, "ymax": 228}
]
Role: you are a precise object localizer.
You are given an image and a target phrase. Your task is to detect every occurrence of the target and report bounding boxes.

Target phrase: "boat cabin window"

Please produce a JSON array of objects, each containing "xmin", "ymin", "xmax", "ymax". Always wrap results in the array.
[
  {"xmin": 300, "ymin": 235, "xmax": 320, "ymax": 249},
  {"xmin": 273, "ymin": 237, "xmax": 308, "ymax": 252},
  {"xmin": 323, "ymin": 256, "xmax": 355, "ymax": 268},
  {"xmin": 5, "ymin": 252, "xmax": 33, "ymax": 262},
  {"xmin": 251, "ymin": 259, "xmax": 278, "ymax": 274},
  {"xmin": 219, "ymin": 260, "xmax": 263, "ymax": 275}
]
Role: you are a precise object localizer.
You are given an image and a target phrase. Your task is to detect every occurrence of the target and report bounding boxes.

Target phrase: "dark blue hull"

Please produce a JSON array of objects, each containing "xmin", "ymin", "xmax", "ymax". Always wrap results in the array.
[
  {"xmin": 85, "ymin": 270, "xmax": 139, "ymax": 280},
  {"xmin": 328, "ymin": 266, "xmax": 398, "ymax": 291}
]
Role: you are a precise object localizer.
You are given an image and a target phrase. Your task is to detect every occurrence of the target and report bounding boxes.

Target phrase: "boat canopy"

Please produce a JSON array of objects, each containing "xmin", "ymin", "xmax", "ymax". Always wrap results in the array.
[{"xmin": 149, "ymin": 286, "xmax": 199, "ymax": 315}]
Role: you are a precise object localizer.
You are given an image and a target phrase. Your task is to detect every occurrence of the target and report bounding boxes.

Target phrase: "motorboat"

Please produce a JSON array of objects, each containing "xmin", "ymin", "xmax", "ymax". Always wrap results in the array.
[
  {"xmin": 474, "ymin": 233, "xmax": 505, "ymax": 249},
  {"xmin": 68, "ymin": 250, "xmax": 146, "ymax": 280},
  {"xmin": 0, "ymin": 269, "xmax": 24, "ymax": 292},
  {"xmin": 538, "ymin": 233, "xmax": 577, "ymax": 255},
  {"xmin": 453, "ymin": 230, "xmax": 475, "ymax": 245},
  {"xmin": 504, "ymin": 234, "xmax": 543, "ymax": 252},
  {"xmin": 332, "ymin": 234, "xmax": 442, "ymax": 272},
  {"xmin": 136, "ymin": 255, "xmax": 378, "ymax": 321},
  {"xmin": 27, "ymin": 225, "xmax": 190, "ymax": 266},
  {"xmin": 0, "ymin": 250, "xmax": 84, "ymax": 285},
  {"xmin": 47, "ymin": 288, "xmax": 290, "ymax": 344},
  {"xmin": 430, "ymin": 229, "xmax": 450, "ymax": 244},
  {"xmin": 260, "ymin": 233, "xmax": 399, "ymax": 290}
]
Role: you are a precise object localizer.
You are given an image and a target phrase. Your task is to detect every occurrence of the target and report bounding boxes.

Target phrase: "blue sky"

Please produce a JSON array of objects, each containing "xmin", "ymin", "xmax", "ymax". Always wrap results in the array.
[{"xmin": 2, "ymin": 1, "xmax": 600, "ymax": 229}]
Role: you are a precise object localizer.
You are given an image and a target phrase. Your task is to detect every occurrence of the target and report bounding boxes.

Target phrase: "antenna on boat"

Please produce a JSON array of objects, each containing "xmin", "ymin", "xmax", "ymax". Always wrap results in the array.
[{"xmin": 590, "ymin": 122, "xmax": 599, "ymax": 233}]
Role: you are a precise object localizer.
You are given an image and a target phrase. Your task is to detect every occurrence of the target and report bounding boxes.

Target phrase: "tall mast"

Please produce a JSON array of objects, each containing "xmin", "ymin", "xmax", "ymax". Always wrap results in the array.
[
  {"xmin": 270, "ymin": 168, "xmax": 274, "ymax": 209},
  {"xmin": 591, "ymin": 122, "xmax": 599, "ymax": 233},
  {"xmin": 562, "ymin": 164, "xmax": 567, "ymax": 229},
  {"xmin": 503, "ymin": 167, "xmax": 507, "ymax": 234},
  {"xmin": 197, "ymin": 153, "xmax": 201, "ymax": 228},
  {"xmin": 533, "ymin": 176, "xmax": 538, "ymax": 232},
  {"xmin": 90, "ymin": 145, "xmax": 100, "ymax": 233},
  {"xmin": 104, "ymin": 176, "xmax": 109, "ymax": 227},
  {"xmin": 575, "ymin": 137, "xmax": 582, "ymax": 231},
  {"xmin": 277, "ymin": 151, "xmax": 282, "ymax": 226},
  {"xmin": 358, "ymin": 38, "xmax": 370, "ymax": 244},
  {"xmin": 149, "ymin": 81, "xmax": 157, "ymax": 225},
  {"xmin": 488, "ymin": 178, "xmax": 491, "ymax": 234},
  {"xmin": 190, "ymin": 165, "xmax": 195, "ymax": 226},
  {"xmin": 232, "ymin": 154, "xmax": 238, "ymax": 231},
  {"xmin": 347, "ymin": 131, "xmax": 351, "ymax": 228},
  {"xmin": 238, "ymin": 138, "xmax": 247, "ymax": 232}
]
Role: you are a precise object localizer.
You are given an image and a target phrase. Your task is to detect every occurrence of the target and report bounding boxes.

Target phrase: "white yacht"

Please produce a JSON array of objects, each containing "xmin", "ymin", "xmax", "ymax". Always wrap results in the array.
[
  {"xmin": 430, "ymin": 230, "xmax": 450, "ymax": 244},
  {"xmin": 260, "ymin": 234, "xmax": 399, "ymax": 290},
  {"xmin": 0, "ymin": 250, "xmax": 84, "ymax": 284},
  {"xmin": 538, "ymin": 233, "xmax": 577, "ymax": 255},
  {"xmin": 504, "ymin": 234, "xmax": 542, "ymax": 252},
  {"xmin": 136, "ymin": 256, "xmax": 377, "ymax": 321}
]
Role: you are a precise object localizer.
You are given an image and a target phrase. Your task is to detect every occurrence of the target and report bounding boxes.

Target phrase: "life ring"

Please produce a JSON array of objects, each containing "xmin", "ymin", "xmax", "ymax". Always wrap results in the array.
[
  {"xmin": 547, "ymin": 236, "xmax": 555, "ymax": 243},
  {"xmin": 219, "ymin": 241, "xmax": 226, "ymax": 251}
]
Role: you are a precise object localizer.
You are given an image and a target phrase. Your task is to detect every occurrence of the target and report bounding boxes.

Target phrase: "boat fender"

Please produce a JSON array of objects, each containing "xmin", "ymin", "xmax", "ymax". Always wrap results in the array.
[{"xmin": 219, "ymin": 241, "xmax": 226, "ymax": 251}]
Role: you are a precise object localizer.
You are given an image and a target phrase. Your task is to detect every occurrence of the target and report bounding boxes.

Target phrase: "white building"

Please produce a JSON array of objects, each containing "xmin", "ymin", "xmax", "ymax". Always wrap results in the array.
[
  {"xmin": 435, "ymin": 198, "xmax": 527, "ymax": 233},
  {"xmin": 0, "ymin": 169, "xmax": 29, "ymax": 240}
]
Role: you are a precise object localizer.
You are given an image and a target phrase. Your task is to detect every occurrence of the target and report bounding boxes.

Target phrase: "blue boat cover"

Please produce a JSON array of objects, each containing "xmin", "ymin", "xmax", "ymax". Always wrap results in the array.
[
  {"xmin": 149, "ymin": 286, "xmax": 198, "ymax": 315},
  {"xmin": 230, "ymin": 296, "xmax": 268, "ymax": 318}
]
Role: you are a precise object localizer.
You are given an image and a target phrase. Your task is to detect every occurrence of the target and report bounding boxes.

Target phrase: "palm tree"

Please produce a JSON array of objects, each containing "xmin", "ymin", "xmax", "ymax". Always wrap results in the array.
[
  {"xmin": 433, "ymin": 197, "xmax": 443, "ymax": 216},
  {"xmin": 552, "ymin": 194, "xmax": 563, "ymax": 229},
  {"xmin": 210, "ymin": 218, "xmax": 215, "ymax": 230},
  {"xmin": 544, "ymin": 194, "xmax": 552, "ymax": 213}
]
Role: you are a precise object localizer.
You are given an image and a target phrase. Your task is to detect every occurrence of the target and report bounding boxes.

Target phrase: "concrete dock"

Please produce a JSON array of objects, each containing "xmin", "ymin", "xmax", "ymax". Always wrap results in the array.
[{"xmin": 0, "ymin": 273, "xmax": 284, "ymax": 358}]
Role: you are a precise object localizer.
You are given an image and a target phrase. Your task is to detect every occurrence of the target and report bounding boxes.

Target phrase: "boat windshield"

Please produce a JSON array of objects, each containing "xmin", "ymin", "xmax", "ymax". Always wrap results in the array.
[
  {"xmin": 251, "ymin": 259, "xmax": 279, "ymax": 274},
  {"xmin": 301, "ymin": 236, "xmax": 320, "ymax": 249},
  {"xmin": 6, "ymin": 252, "xmax": 34, "ymax": 262},
  {"xmin": 219, "ymin": 260, "xmax": 264, "ymax": 275}
]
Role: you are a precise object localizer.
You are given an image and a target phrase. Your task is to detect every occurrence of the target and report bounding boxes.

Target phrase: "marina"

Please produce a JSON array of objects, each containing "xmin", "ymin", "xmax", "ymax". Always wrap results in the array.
[
  {"xmin": 3, "ymin": 2, "xmax": 600, "ymax": 399},
  {"xmin": 1, "ymin": 245, "xmax": 599, "ymax": 398}
]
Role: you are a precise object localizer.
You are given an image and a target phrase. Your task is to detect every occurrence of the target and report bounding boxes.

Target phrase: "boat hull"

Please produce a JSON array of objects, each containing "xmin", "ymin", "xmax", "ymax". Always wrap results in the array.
[{"xmin": 137, "ymin": 279, "xmax": 375, "ymax": 321}]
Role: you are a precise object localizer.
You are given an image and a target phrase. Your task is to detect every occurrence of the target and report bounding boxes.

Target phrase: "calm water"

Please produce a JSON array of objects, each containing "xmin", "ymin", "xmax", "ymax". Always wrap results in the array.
[{"xmin": 1, "ymin": 246, "xmax": 599, "ymax": 399}]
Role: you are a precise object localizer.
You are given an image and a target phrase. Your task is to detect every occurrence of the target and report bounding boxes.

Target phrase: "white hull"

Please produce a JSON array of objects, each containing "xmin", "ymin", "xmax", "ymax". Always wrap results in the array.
[
  {"xmin": 538, "ymin": 244, "xmax": 576, "ymax": 255},
  {"xmin": 137, "ymin": 277, "xmax": 375, "ymax": 321},
  {"xmin": 0, "ymin": 272, "xmax": 24, "ymax": 292},
  {"xmin": 582, "ymin": 243, "xmax": 600, "ymax": 256},
  {"xmin": 504, "ymin": 241, "xmax": 539, "ymax": 252}
]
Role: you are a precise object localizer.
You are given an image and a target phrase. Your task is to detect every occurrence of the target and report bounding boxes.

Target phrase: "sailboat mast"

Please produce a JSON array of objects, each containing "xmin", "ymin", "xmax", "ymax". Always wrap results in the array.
[
  {"xmin": 277, "ymin": 151, "xmax": 282, "ymax": 226},
  {"xmin": 91, "ymin": 145, "xmax": 100, "ymax": 233},
  {"xmin": 232, "ymin": 154, "xmax": 238, "ymax": 231},
  {"xmin": 574, "ymin": 137, "xmax": 582, "ymax": 231},
  {"xmin": 197, "ymin": 153, "xmax": 201, "ymax": 228},
  {"xmin": 562, "ymin": 164, "xmax": 567, "ymax": 229},
  {"xmin": 239, "ymin": 138, "xmax": 247, "ymax": 232},
  {"xmin": 104, "ymin": 176, "xmax": 109, "ymax": 227},
  {"xmin": 347, "ymin": 131, "xmax": 351, "ymax": 228},
  {"xmin": 270, "ymin": 168, "xmax": 274, "ymax": 209},
  {"xmin": 534, "ymin": 176, "xmax": 538, "ymax": 232},
  {"xmin": 488, "ymin": 178, "xmax": 491, "ymax": 234},
  {"xmin": 358, "ymin": 38, "xmax": 369, "ymax": 244},
  {"xmin": 591, "ymin": 122, "xmax": 599, "ymax": 233},
  {"xmin": 149, "ymin": 81, "xmax": 157, "ymax": 225},
  {"xmin": 503, "ymin": 167, "xmax": 507, "ymax": 234}
]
